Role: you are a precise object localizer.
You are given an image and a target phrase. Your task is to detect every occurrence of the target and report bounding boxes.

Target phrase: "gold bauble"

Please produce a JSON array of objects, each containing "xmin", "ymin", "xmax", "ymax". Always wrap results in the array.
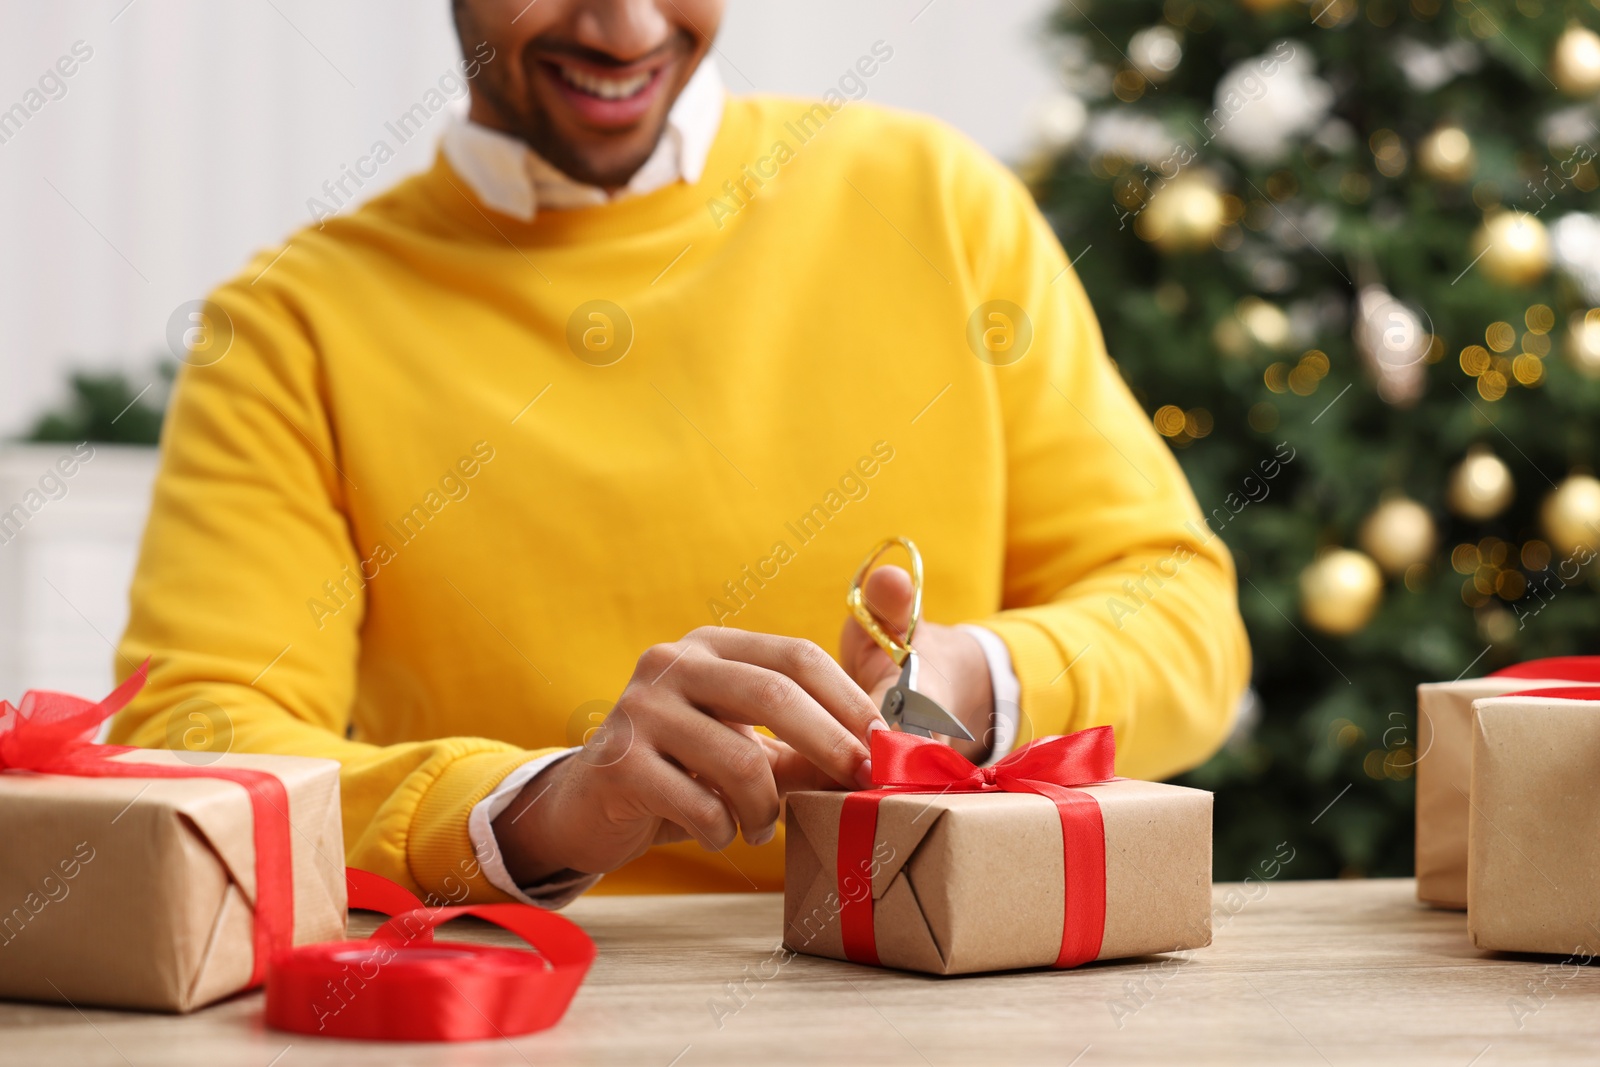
[
  {"xmin": 1237, "ymin": 297, "xmax": 1292, "ymax": 350},
  {"xmin": 1448, "ymin": 448, "xmax": 1515, "ymax": 520},
  {"xmin": 1542, "ymin": 474, "xmax": 1600, "ymax": 555},
  {"xmin": 1138, "ymin": 174, "xmax": 1226, "ymax": 254},
  {"xmin": 1358, "ymin": 497, "xmax": 1437, "ymax": 576},
  {"xmin": 1300, "ymin": 550, "xmax": 1384, "ymax": 636},
  {"xmin": 1552, "ymin": 24, "xmax": 1600, "ymax": 97},
  {"xmin": 1566, "ymin": 311, "xmax": 1600, "ymax": 378},
  {"xmin": 1417, "ymin": 126, "xmax": 1476, "ymax": 183},
  {"xmin": 1472, "ymin": 212, "xmax": 1551, "ymax": 287},
  {"xmin": 1239, "ymin": 0, "xmax": 1296, "ymax": 10}
]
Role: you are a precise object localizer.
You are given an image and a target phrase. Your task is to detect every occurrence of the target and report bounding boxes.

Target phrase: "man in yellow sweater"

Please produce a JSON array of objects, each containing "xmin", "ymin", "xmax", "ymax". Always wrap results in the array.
[{"xmin": 111, "ymin": 0, "xmax": 1250, "ymax": 906}]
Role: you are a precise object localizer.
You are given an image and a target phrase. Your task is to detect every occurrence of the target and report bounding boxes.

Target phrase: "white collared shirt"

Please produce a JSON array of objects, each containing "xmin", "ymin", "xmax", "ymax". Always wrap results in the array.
[
  {"xmin": 440, "ymin": 55, "xmax": 725, "ymax": 221},
  {"xmin": 450, "ymin": 62, "xmax": 1021, "ymax": 906}
]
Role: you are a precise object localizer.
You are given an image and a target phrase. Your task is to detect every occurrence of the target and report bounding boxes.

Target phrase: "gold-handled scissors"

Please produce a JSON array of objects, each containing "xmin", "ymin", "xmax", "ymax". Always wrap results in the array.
[{"xmin": 846, "ymin": 537, "xmax": 975, "ymax": 741}]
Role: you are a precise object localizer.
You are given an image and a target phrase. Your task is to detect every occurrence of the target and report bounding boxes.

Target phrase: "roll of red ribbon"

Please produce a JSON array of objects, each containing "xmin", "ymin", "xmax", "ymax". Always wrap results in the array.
[{"xmin": 266, "ymin": 869, "xmax": 595, "ymax": 1042}]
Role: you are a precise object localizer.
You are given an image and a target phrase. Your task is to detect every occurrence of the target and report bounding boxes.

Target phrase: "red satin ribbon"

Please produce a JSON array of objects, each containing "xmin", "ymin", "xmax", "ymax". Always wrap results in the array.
[
  {"xmin": 1490, "ymin": 656, "xmax": 1600, "ymax": 681},
  {"xmin": 266, "ymin": 868, "xmax": 595, "ymax": 1041},
  {"xmin": 0, "ymin": 663, "xmax": 293, "ymax": 988},
  {"xmin": 1501, "ymin": 686, "xmax": 1600, "ymax": 701},
  {"xmin": 838, "ymin": 726, "xmax": 1116, "ymax": 969}
]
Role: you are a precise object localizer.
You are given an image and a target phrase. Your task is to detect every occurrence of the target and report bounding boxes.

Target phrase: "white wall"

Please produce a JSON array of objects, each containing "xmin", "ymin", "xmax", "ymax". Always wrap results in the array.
[{"xmin": 0, "ymin": 0, "xmax": 1057, "ymax": 699}]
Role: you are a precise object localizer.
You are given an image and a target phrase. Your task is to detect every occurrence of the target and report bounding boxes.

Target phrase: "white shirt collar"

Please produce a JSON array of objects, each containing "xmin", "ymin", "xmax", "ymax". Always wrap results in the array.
[{"xmin": 442, "ymin": 59, "xmax": 724, "ymax": 221}]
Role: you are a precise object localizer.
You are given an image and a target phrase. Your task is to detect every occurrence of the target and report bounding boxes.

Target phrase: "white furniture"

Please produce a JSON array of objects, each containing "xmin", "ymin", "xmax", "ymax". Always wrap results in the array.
[{"xmin": 0, "ymin": 444, "xmax": 159, "ymax": 701}]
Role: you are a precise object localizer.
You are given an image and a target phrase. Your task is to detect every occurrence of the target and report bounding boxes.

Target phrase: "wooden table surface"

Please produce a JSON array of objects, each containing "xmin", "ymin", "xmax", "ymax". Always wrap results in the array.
[{"xmin": 2, "ymin": 879, "xmax": 1596, "ymax": 1066}]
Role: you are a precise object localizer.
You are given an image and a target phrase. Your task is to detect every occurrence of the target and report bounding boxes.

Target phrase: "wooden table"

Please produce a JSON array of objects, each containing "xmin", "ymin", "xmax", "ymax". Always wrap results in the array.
[{"xmin": 2, "ymin": 879, "xmax": 1596, "ymax": 1066}]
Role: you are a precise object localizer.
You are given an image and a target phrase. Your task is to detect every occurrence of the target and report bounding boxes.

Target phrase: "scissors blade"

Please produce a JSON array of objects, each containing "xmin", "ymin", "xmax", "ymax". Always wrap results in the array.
[
  {"xmin": 880, "ymin": 651, "xmax": 975, "ymax": 741},
  {"xmin": 890, "ymin": 686, "xmax": 975, "ymax": 741}
]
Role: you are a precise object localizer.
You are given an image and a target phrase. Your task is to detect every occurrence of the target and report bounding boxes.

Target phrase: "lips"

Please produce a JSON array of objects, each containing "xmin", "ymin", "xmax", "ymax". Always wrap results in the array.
[
  {"xmin": 539, "ymin": 56, "xmax": 670, "ymax": 130},
  {"xmin": 557, "ymin": 65, "xmax": 654, "ymax": 100}
]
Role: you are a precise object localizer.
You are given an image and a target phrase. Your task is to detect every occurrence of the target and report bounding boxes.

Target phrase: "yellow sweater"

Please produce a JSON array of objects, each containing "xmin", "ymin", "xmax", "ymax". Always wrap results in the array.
[{"xmin": 111, "ymin": 96, "xmax": 1249, "ymax": 903}]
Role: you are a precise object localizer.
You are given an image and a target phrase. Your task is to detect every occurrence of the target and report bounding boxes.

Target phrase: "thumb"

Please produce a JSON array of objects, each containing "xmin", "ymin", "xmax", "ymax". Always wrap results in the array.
[
  {"xmin": 840, "ymin": 564, "xmax": 916, "ymax": 680},
  {"xmin": 862, "ymin": 564, "xmax": 916, "ymax": 643}
]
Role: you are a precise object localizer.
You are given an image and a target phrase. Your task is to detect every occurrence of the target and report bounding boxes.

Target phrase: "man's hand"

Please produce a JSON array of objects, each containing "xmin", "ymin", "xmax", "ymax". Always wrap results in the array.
[
  {"xmin": 838, "ymin": 564, "xmax": 994, "ymax": 763},
  {"xmin": 493, "ymin": 628, "xmax": 882, "ymax": 885}
]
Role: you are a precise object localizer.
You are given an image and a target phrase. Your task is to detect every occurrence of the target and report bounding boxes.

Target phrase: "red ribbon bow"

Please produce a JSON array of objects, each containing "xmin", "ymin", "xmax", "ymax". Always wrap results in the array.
[
  {"xmin": 838, "ymin": 726, "xmax": 1116, "ymax": 970},
  {"xmin": 0, "ymin": 663, "xmax": 295, "ymax": 989}
]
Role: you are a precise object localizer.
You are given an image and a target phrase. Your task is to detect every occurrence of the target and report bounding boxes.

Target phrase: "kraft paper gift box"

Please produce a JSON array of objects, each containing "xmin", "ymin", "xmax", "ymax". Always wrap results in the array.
[
  {"xmin": 1415, "ymin": 658, "xmax": 1600, "ymax": 909},
  {"xmin": 1468, "ymin": 690, "xmax": 1600, "ymax": 956},
  {"xmin": 0, "ymin": 749, "xmax": 347, "ymax": 1012},
  {"xmin": 782, "ymin": 728, "xmax": 1213, "ymax": 975}
]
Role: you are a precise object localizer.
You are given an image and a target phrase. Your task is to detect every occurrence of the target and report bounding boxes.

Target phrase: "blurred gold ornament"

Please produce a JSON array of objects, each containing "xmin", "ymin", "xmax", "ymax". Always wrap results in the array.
[
  {"xmin": 1358, "ymin": 497, "xmax": 1437, "ymax": 576},
  {"xmin": 1542, "ymin": 474, "xmax": 1600, "ymax": 554},
  {"xmin": 1417, "ymin": 126, "xmax": 1476, "ymax": 183},
  {"xmin": 1566, "ymin": 310, "xmax": 1600, "ymax": 378},
  {"xmin": 1472, "ymin": 212, "xmax": 1551, "ymax": 287},
  {"xmin": 1238, "ymin": 297, "xmax": 1292, "ymax": 350},
  {"xmin": 1239, "ymin": 0, "xmax": 1295, "ymax": 10},
  {"xmin": 1300, "ymin": 550, "xmax": 1384, "ymax": 636},
  {"xmin": 1551, "ymin": 24, "xmax": 1600, "ymax": 97},
  {"xmin": 1448, "ymin": 448, "xmax": 1515, "ymax": 520},
  {"xmin": 1138, "ymin": 174, "xmax": 1226, "ymax": 254}
]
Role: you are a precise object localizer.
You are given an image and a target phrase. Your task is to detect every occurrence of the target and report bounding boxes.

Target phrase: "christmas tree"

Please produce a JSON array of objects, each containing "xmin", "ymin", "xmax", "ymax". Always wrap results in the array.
[{"xmin": 1031, "ymin": 0, "xmax": 1600, "ymax": 878}]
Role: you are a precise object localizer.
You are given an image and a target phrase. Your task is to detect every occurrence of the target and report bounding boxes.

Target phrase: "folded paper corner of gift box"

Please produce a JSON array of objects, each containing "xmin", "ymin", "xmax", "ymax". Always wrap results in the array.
[{"xmin": 782, "ymin": 790, "xmax": 949, "ymax": 968}]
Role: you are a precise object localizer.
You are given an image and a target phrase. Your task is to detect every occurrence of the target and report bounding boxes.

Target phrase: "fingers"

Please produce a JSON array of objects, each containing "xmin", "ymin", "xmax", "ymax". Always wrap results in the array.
[
  {"xmin": 693, "ymin": 627, "xmax": 884, "ymax": 741},
  {"xmin": 631, "ymin": 752, "xmax": 740, "ymax": 851},
  {"xmin": 761, "ymin": 733, "xmax": 854, "ymax": 796},
  {"xmin": 652, "ymin": 708, "xmax": 781, "ymax": 846},
  {"xmin": 679, "ymin": 654, "xmax": 873, "ymax": 788}
]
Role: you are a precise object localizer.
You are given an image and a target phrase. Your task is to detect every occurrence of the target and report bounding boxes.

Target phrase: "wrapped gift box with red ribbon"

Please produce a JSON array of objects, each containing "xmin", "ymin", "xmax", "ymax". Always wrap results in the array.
[
  {"xmin": 1468, "ymin": 687, "xmax": 1600, "ymax": 956},
  {"xmin": 1415, "ymin": 657, "xmax": 1600, "ymax": 909},
  {"xmin": 782, "ymin": 726, "xmax": 1212, "ymax": 975},
  {"xmin": 0, "ymin": 668, "xmax": 346, "ymax": 1012}
]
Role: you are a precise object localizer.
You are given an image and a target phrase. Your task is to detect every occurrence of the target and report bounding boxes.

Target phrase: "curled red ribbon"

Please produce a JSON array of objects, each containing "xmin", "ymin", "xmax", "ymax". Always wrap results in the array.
[
  {"xmin": 266, "ymin": 869, "xmax": 595, "ymax": 1042},
  {"xmin": 838, "ymin": 726, "xmax": 1116, "ymax": 969},
  {"xmin": 0, "ymin": 663, "xmax": 294, "ymax": 988}
]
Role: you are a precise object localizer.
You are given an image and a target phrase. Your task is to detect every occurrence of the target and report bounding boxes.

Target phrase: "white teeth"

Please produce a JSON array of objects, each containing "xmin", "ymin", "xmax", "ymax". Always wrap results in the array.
[{"xmin": 556, "ymin": 64, "xmax": 652, "ymax": 100}]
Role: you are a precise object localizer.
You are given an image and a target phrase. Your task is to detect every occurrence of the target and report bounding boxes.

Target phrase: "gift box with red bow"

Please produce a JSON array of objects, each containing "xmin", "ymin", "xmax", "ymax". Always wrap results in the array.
[
  {"xmin": 1467, "ymin": 686, "xmax": 1600, "ymax": 956},
  {"xmin": 782, "ymin": 726, "xmax": 1213, "ymax": 975},
  {"xmin": 1415, "ymin": 657, "xmax": 1600, "ymax": 909},
  {"xmin": 0, "ymin": 667, "xmax": 346, "ymax": 1012}
]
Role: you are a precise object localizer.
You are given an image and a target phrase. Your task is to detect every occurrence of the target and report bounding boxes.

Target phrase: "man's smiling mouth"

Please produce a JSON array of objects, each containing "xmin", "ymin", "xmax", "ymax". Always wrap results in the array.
[{"xmin": 551, "ymin": 63, "xmax": 657, "ymax": 101}]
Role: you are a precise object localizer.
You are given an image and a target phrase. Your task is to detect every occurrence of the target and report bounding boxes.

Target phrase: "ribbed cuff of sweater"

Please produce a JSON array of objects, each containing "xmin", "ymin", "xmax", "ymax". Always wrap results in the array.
[
  {"xmin": 975, "ymin": 612, "xmax": 1094, "ymax": 740},
  {"xmin": 407, "ymin": 747, "xmax": 549, "ymax": 905}
]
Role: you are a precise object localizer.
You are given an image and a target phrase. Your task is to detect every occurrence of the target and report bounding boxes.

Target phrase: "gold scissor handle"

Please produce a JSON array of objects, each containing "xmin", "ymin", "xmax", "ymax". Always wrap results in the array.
[{"xmin": 845, "ymin": 537, "xmax": 925, "ymax": 667}]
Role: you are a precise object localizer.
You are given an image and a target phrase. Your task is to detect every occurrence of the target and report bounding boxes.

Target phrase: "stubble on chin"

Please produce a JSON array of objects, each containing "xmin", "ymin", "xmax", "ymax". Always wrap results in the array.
[{"xmin": 466, "ymin": 35, "xmax": 699, "ymax": 189}]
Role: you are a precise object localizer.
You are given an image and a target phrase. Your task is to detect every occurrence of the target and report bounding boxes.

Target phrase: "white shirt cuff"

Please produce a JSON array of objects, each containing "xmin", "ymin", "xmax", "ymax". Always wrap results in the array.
[
  {"xmin": 957, "ymin": 624, "xmax": 1022, "ymax": 767},
  {"xmin": 468, "ymin": 748, "xmax": 603, "ymax": 908}
]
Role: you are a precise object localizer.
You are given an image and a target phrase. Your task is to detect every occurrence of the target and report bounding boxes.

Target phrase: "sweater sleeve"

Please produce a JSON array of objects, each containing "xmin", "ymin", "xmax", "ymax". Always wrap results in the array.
[
  {"xmin": 947, "ymin": 142, "xmax": 1252, "ymax": 781},
  {"xmin": 107, "ymin": 270, "xmax": 556, "ymax": 904}
]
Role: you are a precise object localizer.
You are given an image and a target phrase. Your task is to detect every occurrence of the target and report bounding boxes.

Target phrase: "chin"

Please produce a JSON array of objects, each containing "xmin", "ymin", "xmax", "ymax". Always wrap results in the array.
[{"xmin": 551, "ymin": 135, "xmax": 664, "ymax": 189}]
